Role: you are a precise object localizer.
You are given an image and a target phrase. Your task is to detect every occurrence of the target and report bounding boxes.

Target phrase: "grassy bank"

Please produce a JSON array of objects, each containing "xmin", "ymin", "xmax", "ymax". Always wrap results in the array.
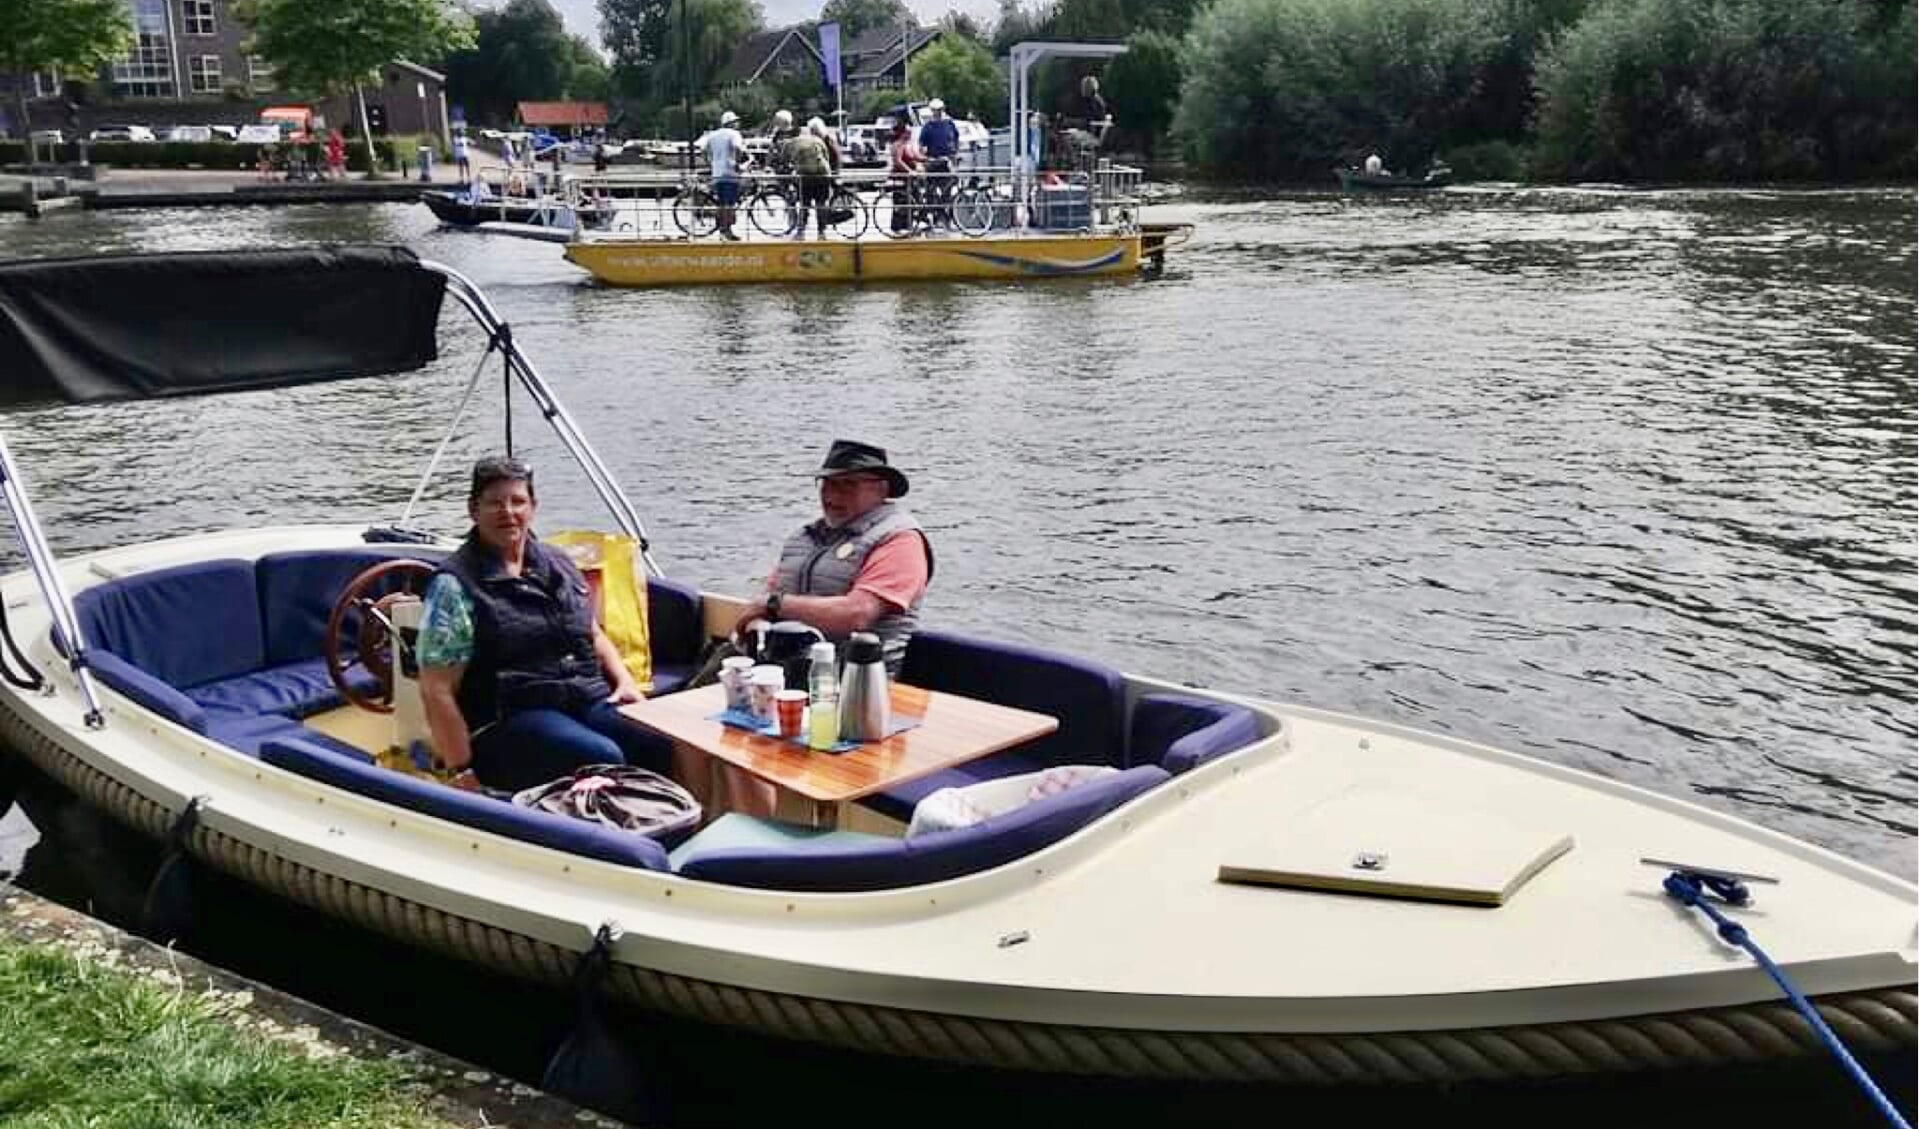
[{"xmin": 0, "ymin": 934, "xmax": 459, "ymax": 1129}]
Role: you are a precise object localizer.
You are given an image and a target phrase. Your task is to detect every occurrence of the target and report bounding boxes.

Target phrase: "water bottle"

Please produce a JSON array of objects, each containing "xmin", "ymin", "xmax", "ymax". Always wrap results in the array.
[
  {"xmin": 839, "ymin": 632, "xmax": 890, "ymax": 743},
  {"xmin": 806, "ymin": 641, "xmax": 840, "ymax": 750}
]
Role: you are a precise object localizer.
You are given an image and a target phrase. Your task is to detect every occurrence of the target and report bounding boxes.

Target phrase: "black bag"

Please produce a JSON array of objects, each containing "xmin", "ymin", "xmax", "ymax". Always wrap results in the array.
[
  {"xmin": 825, "ymin": 204, "xmax": 855, "ymax": 226},
  {"xmin": 513, "ymin": 766, "xmax": 702, "ymax": 841}
]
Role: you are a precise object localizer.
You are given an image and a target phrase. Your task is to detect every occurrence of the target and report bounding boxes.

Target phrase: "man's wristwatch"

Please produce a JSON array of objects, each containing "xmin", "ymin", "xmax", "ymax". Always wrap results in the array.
[{"xmin": 766, "ymin": 592, "xmax": 783, "ymax": 620}]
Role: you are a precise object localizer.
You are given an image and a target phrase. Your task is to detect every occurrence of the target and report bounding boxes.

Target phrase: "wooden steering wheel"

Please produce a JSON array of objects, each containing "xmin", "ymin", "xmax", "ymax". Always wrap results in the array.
[{"xmin": 324, "ymin": 559, "xmax": 438, "ymax": 713}]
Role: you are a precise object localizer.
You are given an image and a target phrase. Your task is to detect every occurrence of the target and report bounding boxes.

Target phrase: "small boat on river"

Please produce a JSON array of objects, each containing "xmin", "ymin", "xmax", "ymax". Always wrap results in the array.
[
  {"xmin": 0, "ymin": 249, "xmax": 1908, "ymax": 1106},
  {"xmin": 1337, "ymin": 165, "xmax": 1453, "ymax": 191}
]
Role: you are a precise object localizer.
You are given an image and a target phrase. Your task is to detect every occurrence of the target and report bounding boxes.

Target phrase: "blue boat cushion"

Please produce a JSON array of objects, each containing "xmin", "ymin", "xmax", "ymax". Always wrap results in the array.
[
  {"xmin": 1130, "ymin": 694, "xmax": 1262, "ymax": 774},
  {"xmin": 648, "ymin": 661, "xmax": 698, "ymax": 697},
  {"xmin": 665, "ymin": 812, "xmax": 886, "ymax": 870},
  {"xmin": 75, "ymin": 559, "xmax": 265, "ymax": 690},
  {"xmin": 678, "ymin": 765, "xmax": 1168, "ymax": 891},
  {"xmin": 260, "ymin": 733, "xmax": 671, "ymax": 872},
  {"xmin": 87, "ymin": 648, "xmax": 209, "ymax": 733},
  {"xmin": 867, "ymin": 631, "xmax": 1126, "ymax": 822},
  {"xmin": 859, "ymin": 749, "xmax": 1049, "ymax": 825},
  {"xmin": 898, "ymin": 630, "xmax": 1125, "ymax": 769},
  {"xmin": 646, "ymin": 577, "xmax": 705, "ymax": 669},
  {"xmin": 206, "ymin": 712, "xmax": 373, "ymax": 760},
  {"xmin": 187, "ymin": 657, "xmax": 381, "ymax": 720},
  {"xmin": 256, "ymin": 547, "xmax": 444, "ymax": 669}
]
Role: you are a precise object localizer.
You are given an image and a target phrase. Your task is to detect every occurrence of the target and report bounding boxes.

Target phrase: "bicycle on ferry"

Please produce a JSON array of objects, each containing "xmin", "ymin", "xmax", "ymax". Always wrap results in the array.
[{"xmin": 745, "ymin": 174, "xmax": 868, "ymax": 240}]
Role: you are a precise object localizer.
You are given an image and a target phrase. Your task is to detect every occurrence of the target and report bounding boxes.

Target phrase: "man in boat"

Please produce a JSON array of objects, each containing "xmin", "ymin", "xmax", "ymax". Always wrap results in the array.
[
  {"xmin": 416, "ymin": 455, "xmax": 670, "ymax": 793},
  {"xmin": 696, "ymin": 110, "xmax": 748, "ymax": 241},
  {"xmin": 732, "ymin": 440, "xmax": 934, "ymax": 676},
  {"xmin": 1364, "ymin": 151, "xmax": 1386, "ymax": 176}
]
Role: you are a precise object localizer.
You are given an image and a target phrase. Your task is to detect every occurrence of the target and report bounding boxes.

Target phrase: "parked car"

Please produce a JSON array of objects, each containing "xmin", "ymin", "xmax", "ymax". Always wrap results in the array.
[
  {"xmin": 840, "ymin": 125, "xmax": 882, "ymax": 167},
  {"xmin": 234, "ymin": 124, "xmax": 283, "ymax": 145},
  {"xmin": 162, "ymin": 125, "xmax": 214, "ymax": 143},
  {"xmin": 90, "ymin": 124, "xmax": 157, "ymax": 142},
  {"xmin": 209, "ymin": 125, "xmax": 240, "ymax": 142}
]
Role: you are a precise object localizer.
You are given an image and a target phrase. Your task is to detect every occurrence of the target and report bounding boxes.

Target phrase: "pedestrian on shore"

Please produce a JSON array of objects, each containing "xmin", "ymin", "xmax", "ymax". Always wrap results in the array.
[
  {"xmin": 324, "ymin": 129, "xmax": 346, "ymax": 180},
  {"xmin": 453, "ymin": 129, "xmax": 471, "ymax": 184}
]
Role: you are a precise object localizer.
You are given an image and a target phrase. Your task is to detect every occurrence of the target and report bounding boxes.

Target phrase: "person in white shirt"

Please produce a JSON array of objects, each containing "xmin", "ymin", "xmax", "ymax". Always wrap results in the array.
[
  {"xmin": 1364, "ymin": 151, "xmax": 1385, "ymax": 176},
  {"xmin": 695, "ymin": 110, "xmax": 749, "ymax": 240}
]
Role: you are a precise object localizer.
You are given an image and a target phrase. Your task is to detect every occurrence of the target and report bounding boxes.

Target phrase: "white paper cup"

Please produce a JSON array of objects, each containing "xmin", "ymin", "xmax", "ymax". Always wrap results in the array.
[
  {"xmin": 720, "ymin": 656, "xmax": 755, "ymax": 712},
  {"xmin": 749, "ymin": 666, "xmax": 785, "ymax": 723}
]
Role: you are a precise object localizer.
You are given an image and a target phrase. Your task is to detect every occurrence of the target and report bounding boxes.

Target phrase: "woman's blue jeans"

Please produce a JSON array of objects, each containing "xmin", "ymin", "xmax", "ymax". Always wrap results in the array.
[{"xmin": 470, "ymin": 700, "xmax": 672, "ymax": 794}]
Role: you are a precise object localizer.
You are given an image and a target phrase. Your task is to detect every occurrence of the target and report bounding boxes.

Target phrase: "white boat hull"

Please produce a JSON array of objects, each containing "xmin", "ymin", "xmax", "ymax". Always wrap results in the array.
[{"xmin": 0, "ymin": 525, "xmax": 1911, "ymax": 1084}]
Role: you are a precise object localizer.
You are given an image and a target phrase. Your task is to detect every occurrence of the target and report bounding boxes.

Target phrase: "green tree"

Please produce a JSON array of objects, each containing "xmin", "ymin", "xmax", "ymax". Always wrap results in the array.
[
  {"xmin": 906, "ymin": 33, "xmax": 1003, "ymax": 124},
  {"xmin": 1104, "ymin": 28, "xmax": 1179, "ymax": 150},
  {"xmin": 0, "ymin": 0, "xmax": 131, "ymax": 141},
  {"xmin": 657, "ymin": 0, "xmax": 764, "ymax": 101},
  {"xmin": 444, "ymin": 0, "xmax": 571, "ymax": 125},
  {"xmin": 601, "ymin": 0, "xmax": 671, "ymax": 72},
  {"xmin": 1533, "ymin": 0, "xmax": 1914, "ymax": 181},
  {"xmin": 1175, "ymin": 0, "xmax": 1505, "ymax": 179},
  {"xmin": 938, "ymin": 9, "xmax": 988, "ymax": 45},
  {"xmin": 240, "ymin": 0, "xmax": 474, "ymax": 176},
  {"xmin": 564, "ymin": 38, "xmax": 612, "ymax": 102},
  {"xmin": 820, "ymin": 0, "xmax": 913, "ymax": 40}
]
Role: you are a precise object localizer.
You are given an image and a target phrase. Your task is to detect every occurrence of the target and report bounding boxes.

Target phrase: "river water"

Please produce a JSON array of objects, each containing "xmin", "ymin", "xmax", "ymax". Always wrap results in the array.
[{"xmin": 0, "ymin": 186, "xmax": 1910, "ymax": 883}]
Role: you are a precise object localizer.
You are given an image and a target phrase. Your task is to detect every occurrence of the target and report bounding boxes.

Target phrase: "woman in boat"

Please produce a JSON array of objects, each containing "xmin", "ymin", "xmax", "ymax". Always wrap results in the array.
[{"xmin": 416, "ymin": 455, "xmax": 670, "ymax": 793}]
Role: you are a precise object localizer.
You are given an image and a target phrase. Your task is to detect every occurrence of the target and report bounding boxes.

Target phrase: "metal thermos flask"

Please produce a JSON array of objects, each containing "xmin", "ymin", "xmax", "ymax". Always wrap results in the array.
[{"xmin": 838, "ymin": 632, "xmax": 890, "ymax": 743}]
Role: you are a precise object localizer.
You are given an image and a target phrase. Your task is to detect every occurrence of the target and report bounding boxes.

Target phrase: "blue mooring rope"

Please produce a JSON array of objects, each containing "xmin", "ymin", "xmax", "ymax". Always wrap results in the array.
[{"xmin": 1662, "ymin": 870, "xmax": 1914, "ymax": 1129}]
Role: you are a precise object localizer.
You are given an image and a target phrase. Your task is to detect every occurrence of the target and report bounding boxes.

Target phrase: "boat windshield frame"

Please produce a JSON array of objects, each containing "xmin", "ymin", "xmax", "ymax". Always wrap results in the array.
[{"xmin": 0, "ymin": 251, "xmax": 659, "ymax": 730}]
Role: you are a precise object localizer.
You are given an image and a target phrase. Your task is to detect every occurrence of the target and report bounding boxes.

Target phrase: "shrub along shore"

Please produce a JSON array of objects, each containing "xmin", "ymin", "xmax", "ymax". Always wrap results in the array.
[{"xmin": 990, "ymin": 0, "xmax": 1915, "ymax": 183}]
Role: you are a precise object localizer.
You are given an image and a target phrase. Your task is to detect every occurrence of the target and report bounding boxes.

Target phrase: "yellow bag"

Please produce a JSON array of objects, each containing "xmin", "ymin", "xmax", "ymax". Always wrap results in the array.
[{"xmin": 545, "ymin": 530, "xmax": 654, "ymax": 693}]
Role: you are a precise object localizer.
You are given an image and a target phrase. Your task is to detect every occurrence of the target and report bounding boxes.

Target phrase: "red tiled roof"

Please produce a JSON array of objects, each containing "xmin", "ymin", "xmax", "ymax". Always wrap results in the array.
[{"xmin": 517, "ymin": 102, "xmax": 609, "ymax": 126}]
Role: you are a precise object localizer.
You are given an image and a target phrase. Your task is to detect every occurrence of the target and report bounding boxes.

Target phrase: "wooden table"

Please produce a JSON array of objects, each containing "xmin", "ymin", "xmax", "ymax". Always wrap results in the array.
[{"xmin": 619, "ymin": 682, "xmax": 1059, "ymax": 829}]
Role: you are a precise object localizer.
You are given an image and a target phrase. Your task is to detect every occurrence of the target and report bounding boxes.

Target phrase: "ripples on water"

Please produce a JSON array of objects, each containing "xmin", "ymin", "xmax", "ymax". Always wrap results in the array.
[{"xmin": 0, "ymin": 185, "xmax": 1911, "ymax": 878}]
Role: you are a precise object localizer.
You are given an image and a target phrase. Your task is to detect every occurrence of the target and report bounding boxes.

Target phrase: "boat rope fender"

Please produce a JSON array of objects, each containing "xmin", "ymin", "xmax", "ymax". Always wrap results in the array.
[
  {"xmin": 140, "ymin": 794, "xmax": 209, "ymax": 943},
  {"xmin": 1662, "ymin": 869, "xmax": 1914, "ymax": 1129}
]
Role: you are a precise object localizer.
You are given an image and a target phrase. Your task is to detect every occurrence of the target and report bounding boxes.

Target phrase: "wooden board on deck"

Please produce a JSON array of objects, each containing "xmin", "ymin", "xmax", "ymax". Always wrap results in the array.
[{"xmin": 1217, "ymin": 789, "xmax": 1573, "ymax": 907}]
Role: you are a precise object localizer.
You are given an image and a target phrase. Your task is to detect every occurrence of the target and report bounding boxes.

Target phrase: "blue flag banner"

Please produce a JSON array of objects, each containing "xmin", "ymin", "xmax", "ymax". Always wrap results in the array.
[{"xmin": 820, "ymin": 22, "xmax": 842, "ymax": 89}]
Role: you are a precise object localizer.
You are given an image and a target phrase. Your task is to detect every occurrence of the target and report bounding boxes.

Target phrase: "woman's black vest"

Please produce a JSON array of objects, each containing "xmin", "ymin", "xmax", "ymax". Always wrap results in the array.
[{"xmin": 435, "ymin": 535, "xmax": 608, "ymax": 730}]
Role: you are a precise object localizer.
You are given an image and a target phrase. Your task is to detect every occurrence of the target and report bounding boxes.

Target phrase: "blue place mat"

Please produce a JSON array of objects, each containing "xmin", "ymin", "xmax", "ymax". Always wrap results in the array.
[{"xmin": 708, "ymin": 708, "xmax": 920, "ymax": 754}]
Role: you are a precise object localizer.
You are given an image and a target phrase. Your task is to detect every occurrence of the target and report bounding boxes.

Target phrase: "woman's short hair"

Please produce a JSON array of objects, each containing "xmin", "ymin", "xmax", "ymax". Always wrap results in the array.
[{"xmin": 469, "ymin": 454, "xmax": 535, "ymax": 504}]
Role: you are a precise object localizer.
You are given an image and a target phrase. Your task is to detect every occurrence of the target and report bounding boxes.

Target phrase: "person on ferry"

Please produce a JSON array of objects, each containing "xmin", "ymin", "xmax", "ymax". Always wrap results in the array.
[
  {"xmin": 1364, "ymin": 151, "xmax": 1386, "ymax": 176},
  {"xmin": 807, "ymin": 116, "xmax": 843, "ymax": 176},
  {"xmin": 696, "ymin": 110, "xmax": 749, "ymax": 240},
  {"xmin": 918, "ymin": 98, "xmax": 960, "ymax": 227},
  {"xmin": 784, "ymin": 122, "xmax": 835, "ymax": 238},
  {"xmin": 417, "ymin": 455, "xmax": 670, "ymax": 793},
  {"xmin": 732, "ymin": 440, "xmax": 934, "ymax": 676},
  {"xmin": 886, "ymin": 119, "xmax": 923, "ymax": 234}
]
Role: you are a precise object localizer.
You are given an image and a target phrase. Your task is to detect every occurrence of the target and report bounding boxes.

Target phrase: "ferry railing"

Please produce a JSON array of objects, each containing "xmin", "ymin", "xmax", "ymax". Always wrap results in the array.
[{"xmin": 561, "ymin": 162, "xmax": 1145, "ymax": 242}]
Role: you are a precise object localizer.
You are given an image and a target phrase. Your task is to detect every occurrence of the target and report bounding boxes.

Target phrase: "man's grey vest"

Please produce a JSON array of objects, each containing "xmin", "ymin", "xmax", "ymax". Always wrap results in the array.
[
  {"xmin": 772, "ymin": 502, "xmax": 934, "ymax": 673},
  {"xmin": 435, "ymin": 534, "xmax": 609, "ymax": 730}
]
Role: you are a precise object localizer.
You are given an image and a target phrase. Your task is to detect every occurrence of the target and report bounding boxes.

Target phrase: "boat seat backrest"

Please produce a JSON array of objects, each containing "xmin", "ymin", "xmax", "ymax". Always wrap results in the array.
[
  {"xmin": 645, "ymin": 575, "xmax": 704, "ymax": 666},
  {"xmin": 899, "ymin": 630, "xmax": 1125, "ymax": 768},
  {"xmin": 1129, "ymin": 693, "xmax": 1263, "ymax": 774},
  {"xmin": 677, "ymin": 765, "xmax": 1168, "ymax": 891},
  {"xmin": 259, "ymin": 733, "xmax": 671, "ymax": 872},
  {"xmin": 255, "ymin": 547, "xmax": 446, "ymax": 668},
  {"xmin": 75, "ymin": 558, "xmax": 265, "ymax": 689}
]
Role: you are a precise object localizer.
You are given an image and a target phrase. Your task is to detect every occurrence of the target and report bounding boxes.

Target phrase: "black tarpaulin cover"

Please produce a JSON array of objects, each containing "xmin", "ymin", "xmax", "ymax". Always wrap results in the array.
[{"xmin": 0, "ymin": 245, "xmax": 447, "ymax": 406}]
